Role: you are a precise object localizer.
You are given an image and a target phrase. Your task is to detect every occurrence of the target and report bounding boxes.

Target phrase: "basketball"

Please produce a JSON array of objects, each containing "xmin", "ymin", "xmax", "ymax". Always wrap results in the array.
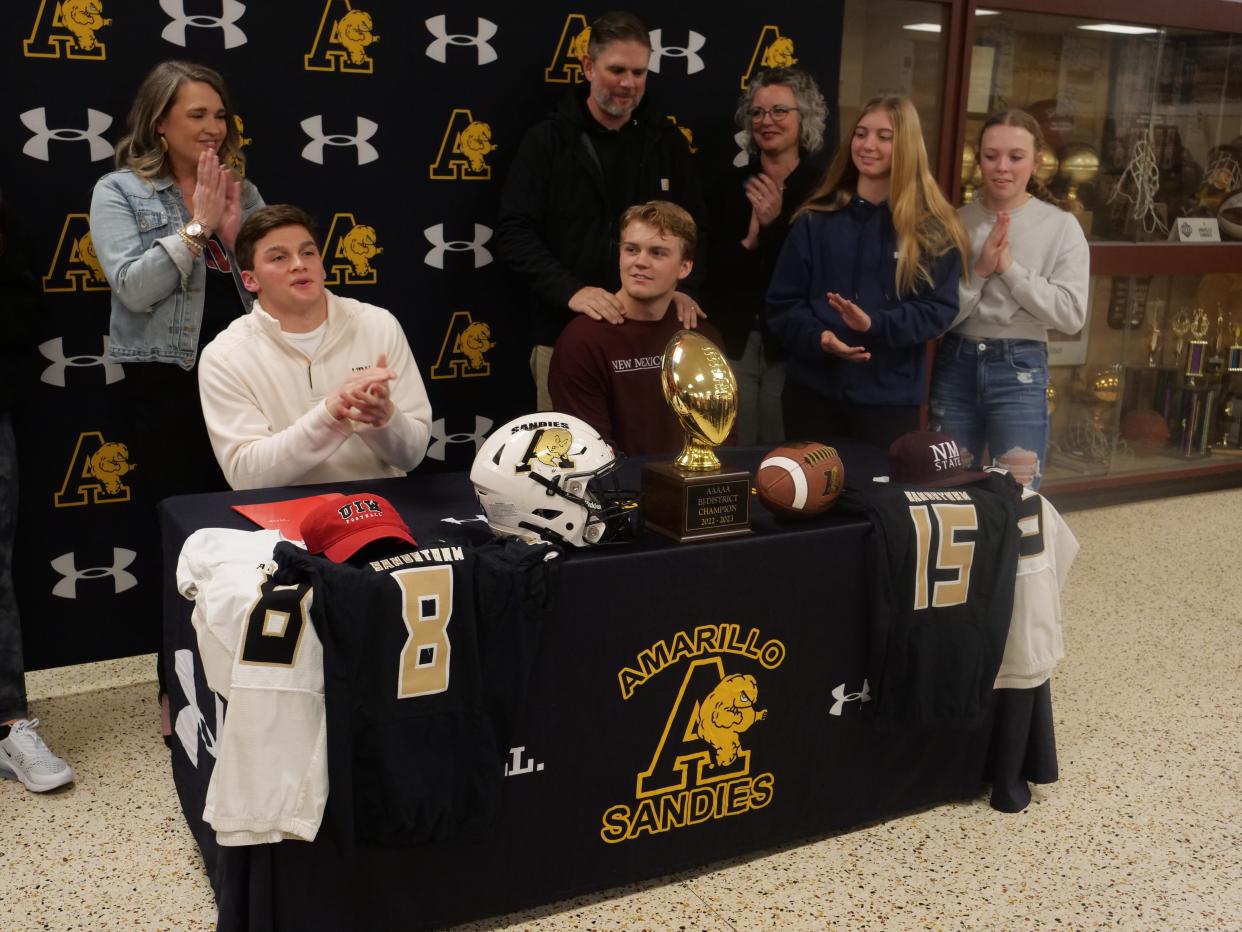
[
  {"xmin": 1121, "ymin": 409, "xmax": 1170, "ymax": 456},
  {"xmin": 756, "ymin": 442, "xmax": 845, "ymax": 518}
]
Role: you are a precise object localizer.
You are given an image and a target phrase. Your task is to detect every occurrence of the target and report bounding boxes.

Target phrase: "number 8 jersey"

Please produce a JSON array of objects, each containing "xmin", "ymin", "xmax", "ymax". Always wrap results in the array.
[
  {"xmin": 272, "ymin": 536, "xmax": 557, "ymax": 848},
  {"xmin": 176, "ymin": 528, "xmax": 327, "ymax": 847}
]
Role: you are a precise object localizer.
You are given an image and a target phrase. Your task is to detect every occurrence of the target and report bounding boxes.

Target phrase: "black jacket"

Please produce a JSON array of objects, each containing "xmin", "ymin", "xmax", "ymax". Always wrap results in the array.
[
  {"xmin": 496, "ymin": 87, "xmax": 707, "ymax": 347},
  {"xmin": 702, "ymin": 154, "xmax": 823, "ymax": 359}
]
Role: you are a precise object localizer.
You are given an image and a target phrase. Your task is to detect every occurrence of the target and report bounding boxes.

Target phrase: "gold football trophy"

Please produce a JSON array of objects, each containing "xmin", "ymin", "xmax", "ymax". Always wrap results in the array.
[{"xmin": 641, "ymin": 330, "xmax": 751, "ymax": 542}]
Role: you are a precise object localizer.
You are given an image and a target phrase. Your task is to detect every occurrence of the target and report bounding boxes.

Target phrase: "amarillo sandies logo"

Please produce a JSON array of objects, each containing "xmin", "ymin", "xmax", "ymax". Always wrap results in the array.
[
  {"xmin": 305, "ymin": 0, "xmax": 378, "ymax": 73},
  {"xmin": 544, "ymin": 13, "xmax": 590, "ymax": 84},
  {"xmin": 24, "ymin": 0, "xmax": 111, "ymax": 59},
  {"xmin": 516, "ymin": 427, "xmax": 575, "ymax": 472},
  {"xmin": 741, "ymin": 26, "xmax": 798, "ymax": 89},
  {"xmin": 431, "ymin": 311, "xmax": 496, "ymax": 380},
  {"xmin": 322, "ymin": 213, "xmax": 382, "ymax": 285},
  {"xmin": 55, "ymin": 431, "xmax": 135, "ymax": 506},
  {"xmin": 44, "ymin": 214, "xmax": 109, "ymax": 293},
  {"xmin": 429, "ymin": 109, "xmax": 496, "ymax": 180},
  {"xmin": 600, "ymin": 624, "xmax": 784, "ymax": 844}
]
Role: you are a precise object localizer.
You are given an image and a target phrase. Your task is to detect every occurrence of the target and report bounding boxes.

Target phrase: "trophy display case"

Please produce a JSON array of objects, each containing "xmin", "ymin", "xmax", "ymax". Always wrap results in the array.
[
  {"xmin": 947, "ymin": 3, "xmax": 1242, "ymax": 496},
  {"xmin": 1041, "ymin": 272, "xmax": 1242, "ymax": 487},
  {"xmin": 960, "ymin": 8, "xmax": 1242, "ymax": 247}
]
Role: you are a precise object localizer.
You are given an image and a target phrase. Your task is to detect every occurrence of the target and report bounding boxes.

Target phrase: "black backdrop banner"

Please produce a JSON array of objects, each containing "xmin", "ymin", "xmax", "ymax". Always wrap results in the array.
[{"xmin": 0, "ymin": 1, "xmax": 843, "ymax": 668}]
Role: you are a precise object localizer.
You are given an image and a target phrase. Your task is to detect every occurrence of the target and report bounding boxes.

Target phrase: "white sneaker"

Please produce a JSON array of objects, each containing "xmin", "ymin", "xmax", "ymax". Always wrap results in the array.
[{"xmin": 0, "ymin": 718, "xmax": 75, "ymax": 792}]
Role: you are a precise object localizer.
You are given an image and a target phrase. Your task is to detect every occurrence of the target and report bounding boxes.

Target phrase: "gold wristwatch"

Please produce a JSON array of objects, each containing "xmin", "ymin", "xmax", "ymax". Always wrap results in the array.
[{"xmin": 178, "ymin": 218, "xmax": 210, "ymax": 256}]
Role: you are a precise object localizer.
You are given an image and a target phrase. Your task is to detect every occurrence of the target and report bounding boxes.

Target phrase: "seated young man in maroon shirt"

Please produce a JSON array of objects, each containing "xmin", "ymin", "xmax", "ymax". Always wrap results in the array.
[{"xmin": 549, "ymin": 201, "xmax": 725, "ymax": 455}]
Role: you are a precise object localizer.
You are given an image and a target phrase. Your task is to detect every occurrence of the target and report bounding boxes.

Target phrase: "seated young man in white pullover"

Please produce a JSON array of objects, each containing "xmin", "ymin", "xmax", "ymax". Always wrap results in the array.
[{"xmin": 199, "ymin": 205, "xmax": 432, "ymax": 490}]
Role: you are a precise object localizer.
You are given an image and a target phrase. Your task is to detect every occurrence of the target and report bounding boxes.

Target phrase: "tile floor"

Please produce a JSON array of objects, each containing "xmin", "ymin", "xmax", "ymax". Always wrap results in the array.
[{"xmin": 2, "ymin": 489, "xmax": 1239, "ymax": 930}]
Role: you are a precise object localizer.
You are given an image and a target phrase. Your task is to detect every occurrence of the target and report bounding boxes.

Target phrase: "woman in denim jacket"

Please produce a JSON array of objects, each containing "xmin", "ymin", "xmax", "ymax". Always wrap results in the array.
[{"xmin": 90, "ymin": 60, "xmax": 263, "ymax": 499}]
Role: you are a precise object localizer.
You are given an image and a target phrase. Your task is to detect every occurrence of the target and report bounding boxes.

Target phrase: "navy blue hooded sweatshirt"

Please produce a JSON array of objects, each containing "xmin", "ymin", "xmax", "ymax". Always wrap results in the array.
[{"xmin": 765, "ymin": 197, "xmax": 961, "ymax": 407}]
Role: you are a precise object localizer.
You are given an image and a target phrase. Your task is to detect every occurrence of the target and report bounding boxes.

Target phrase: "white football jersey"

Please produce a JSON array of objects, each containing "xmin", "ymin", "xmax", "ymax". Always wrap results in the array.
[
  {"xmin": 994, "ymin": 488, "xmax": 1079, "ymax": 689},
  {"xmin": 176, "ymin": 528, "xmax": 327, "ymax": 846}
]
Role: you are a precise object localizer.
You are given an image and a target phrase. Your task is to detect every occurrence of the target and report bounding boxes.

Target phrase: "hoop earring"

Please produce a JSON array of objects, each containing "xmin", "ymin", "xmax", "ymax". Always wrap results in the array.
[{"xmin": 159, "ymin": 135, "xmax": 169, "ymax": 152}]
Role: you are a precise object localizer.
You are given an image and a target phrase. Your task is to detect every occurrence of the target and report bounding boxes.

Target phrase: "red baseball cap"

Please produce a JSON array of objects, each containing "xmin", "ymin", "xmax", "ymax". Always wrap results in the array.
[
  {"xmin": 299, "ymin": 493, "xmax": 416, "ymax": 562},
  {"xmin": 886, "ymin": 430, "xmax": 989, "ymax": 488}
]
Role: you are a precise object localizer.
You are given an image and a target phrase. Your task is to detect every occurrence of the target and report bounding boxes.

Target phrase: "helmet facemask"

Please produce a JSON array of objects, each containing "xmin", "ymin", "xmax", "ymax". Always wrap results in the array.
[{"xmin": 524, "ymin": 459, "xmax": 641, "ymax": 545}]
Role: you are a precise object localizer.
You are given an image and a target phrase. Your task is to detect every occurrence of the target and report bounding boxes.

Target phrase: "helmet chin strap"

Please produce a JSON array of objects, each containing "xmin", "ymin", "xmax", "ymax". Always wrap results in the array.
[
  {"xmin": 517, "ymin": 520, "xmax": 570, "ymax": 546},
  {"xmin": 528, "ymin": 469, "xmax": 594, "ymax": 510},
  {"xmin": 527, "ymin": 471, "xmax": 562, "ymax": 496}
]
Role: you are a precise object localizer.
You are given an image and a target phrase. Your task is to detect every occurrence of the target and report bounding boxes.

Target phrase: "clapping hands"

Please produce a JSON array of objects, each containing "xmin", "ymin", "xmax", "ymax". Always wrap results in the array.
[
  {"xmin": 817, "ymin": 292, "xmax": 872, "ymax": 363},
  {"xmin": 328, "ymin": 353, "xmax": 396, "ymax": 428},
  {"xmin": 974, "ymin": 211, "xmax": 1012, "ymax": 278}
]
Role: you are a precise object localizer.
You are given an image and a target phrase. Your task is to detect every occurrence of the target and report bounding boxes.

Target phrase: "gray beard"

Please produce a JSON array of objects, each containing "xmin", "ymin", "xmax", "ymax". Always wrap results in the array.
[{"xmin": 593, "ymin": 89, "xmax": 640, "ymax": 119}]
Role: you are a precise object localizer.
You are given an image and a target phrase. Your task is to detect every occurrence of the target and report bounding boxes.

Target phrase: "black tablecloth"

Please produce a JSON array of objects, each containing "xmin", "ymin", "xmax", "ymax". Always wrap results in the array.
[{"xmin": 160, "ymin": 443, "xmax": 1051, "ymax": 931}]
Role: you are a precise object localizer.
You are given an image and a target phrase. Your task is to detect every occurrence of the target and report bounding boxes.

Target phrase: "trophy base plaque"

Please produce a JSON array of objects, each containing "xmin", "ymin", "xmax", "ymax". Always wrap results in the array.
[{"xmin": 641, "ymin": 462, "xmax": 751, "ymax": 543}]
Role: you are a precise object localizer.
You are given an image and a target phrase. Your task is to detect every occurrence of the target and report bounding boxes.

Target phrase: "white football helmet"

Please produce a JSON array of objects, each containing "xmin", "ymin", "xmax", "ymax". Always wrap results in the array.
[{"xmin": 470, "ymin": 413, "xmax": 640, "ymax": 546}]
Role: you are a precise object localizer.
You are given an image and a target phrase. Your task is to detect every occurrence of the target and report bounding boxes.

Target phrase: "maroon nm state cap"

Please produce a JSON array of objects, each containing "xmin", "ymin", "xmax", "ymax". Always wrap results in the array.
[
  {"xmin": 886, "ymin": 430, "xmax": 989, "ymax": 488},
  {"xmin": 299, "ymin": 493, "xmax": 416, "ymax": 562}
]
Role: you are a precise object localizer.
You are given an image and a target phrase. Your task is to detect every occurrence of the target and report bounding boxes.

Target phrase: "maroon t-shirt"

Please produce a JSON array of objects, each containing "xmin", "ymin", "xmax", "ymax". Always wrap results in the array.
[{"xmin": 548, "ymin": 311, "xmax": 725, "ymax": 456}]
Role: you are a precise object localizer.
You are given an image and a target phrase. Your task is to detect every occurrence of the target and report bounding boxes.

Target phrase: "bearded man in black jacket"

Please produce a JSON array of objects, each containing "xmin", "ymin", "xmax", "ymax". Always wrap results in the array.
[{"xmin": 496, "ymin": 10, "xmax": 708, "ymax": 410}]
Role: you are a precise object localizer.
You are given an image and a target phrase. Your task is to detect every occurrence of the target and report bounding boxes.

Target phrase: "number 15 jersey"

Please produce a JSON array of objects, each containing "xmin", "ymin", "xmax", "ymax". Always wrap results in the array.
[{"xmin": 841, "ymin": 473, "xmax": 1021, "ymax": 729}]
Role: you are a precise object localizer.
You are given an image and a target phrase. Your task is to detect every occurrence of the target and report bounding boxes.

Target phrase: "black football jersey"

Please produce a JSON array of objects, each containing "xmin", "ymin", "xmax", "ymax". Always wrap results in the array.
[
  {"xmin": 273, "ymin": 536, "xmax": 557, "ymax": 848},
  {"xmin": 839, "ymin": 472, "xmax": 1021, "ymax": 729}
]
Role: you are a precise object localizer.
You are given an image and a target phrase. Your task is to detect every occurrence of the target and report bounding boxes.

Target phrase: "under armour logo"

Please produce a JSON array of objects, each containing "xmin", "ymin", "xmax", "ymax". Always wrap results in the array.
[
  {"xmin": 428, "ymin": 415, "xmax": 493, "ymax": 461},
  {"xmin": 301, "ymin": 115, "xmax": 379, "ymax": 165},
  {"xmin": 39, "ymin": 337, "xmax": 125, "ymax": 387},
  {"xmin": 160, "ymin": 0, "xmax": 248, "ymax": 49},
  {"xmin": 732, "ymin": 129, "xmax": 750, "ymax": 168},
  {"xmin": 20, "ymin": 108, "xmax": 113, "ymax": 162},
  {"xmin": 50, "ymin": 549, "xmax": 137, "ymax": 599},
  {"xmin": 173, "ymin": 649, "xmax": 222, "ymax": 768},
  {"xmin": 423, "ymin": 223, "xmax": 493, "ymax": 269},
  {"xmin": 440, "ymin": 514, "xmax": 488, "ymax": 526},
  {"xmin": 425, "ymin": 15, "xmax": 498, "ymax": 65},
  {"xmin": 648, "ymin": 28, "xmax": 706, "ymax": 74},
  {"xmin": 828, "ymin": 679, "xmax": 871, "ymax": 717}
]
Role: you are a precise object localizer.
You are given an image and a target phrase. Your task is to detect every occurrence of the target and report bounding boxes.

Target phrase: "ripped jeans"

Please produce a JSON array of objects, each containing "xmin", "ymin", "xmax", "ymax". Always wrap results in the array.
[{"xmin": 929, "ymin": 334, "xmax": 1049, "ymax": 488}]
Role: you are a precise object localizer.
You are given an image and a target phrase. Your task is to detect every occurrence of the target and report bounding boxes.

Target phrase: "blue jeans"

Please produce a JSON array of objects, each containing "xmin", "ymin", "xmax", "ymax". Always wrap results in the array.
[
  {"xmin": 0, "ymin": 413, "xmax": 27, "ymax": 721},
  {"xmin": 731, "ymin": 330, "xmax": 786, "ymax": 446},
  {"xmin": 929, "ymin": 335, "xmax": 1049, "ymax": 488}
]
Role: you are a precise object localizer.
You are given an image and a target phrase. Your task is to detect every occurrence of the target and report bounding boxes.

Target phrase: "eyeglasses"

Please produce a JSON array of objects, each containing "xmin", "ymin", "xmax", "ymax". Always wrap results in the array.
[{"xmin": 748, "ymin": 105, "xmax": 799, "ymax": 123}]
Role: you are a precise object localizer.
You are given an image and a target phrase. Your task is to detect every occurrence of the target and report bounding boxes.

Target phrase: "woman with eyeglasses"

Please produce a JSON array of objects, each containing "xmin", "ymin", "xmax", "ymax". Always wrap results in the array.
[
  {"xmin": 767, "ymin": 94, "xmax": 969, "ymax": 448},
  {"xmin": 90, "ymin": 60, "xmax": 264, "ymax": 500},
  {"xmin": 703, "ymin": 68, "xmax": 827, "ymax": 446}
]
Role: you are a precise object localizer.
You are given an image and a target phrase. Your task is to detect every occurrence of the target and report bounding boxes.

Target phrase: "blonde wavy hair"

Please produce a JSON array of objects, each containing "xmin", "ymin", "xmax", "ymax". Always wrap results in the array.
[
  {"xmin": 113, "ymin": 60, "xmax": 245, "ymax": 181},
  {"xmin": 798, "ymin": 94, "xmax": 968, "ymax": 294}
]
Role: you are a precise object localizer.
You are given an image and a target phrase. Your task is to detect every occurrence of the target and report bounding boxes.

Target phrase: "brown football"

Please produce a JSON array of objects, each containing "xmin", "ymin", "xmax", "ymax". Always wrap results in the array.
[{"xmin": 756, "ymin": 441, "xmax": 845, "ymax": 518}]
